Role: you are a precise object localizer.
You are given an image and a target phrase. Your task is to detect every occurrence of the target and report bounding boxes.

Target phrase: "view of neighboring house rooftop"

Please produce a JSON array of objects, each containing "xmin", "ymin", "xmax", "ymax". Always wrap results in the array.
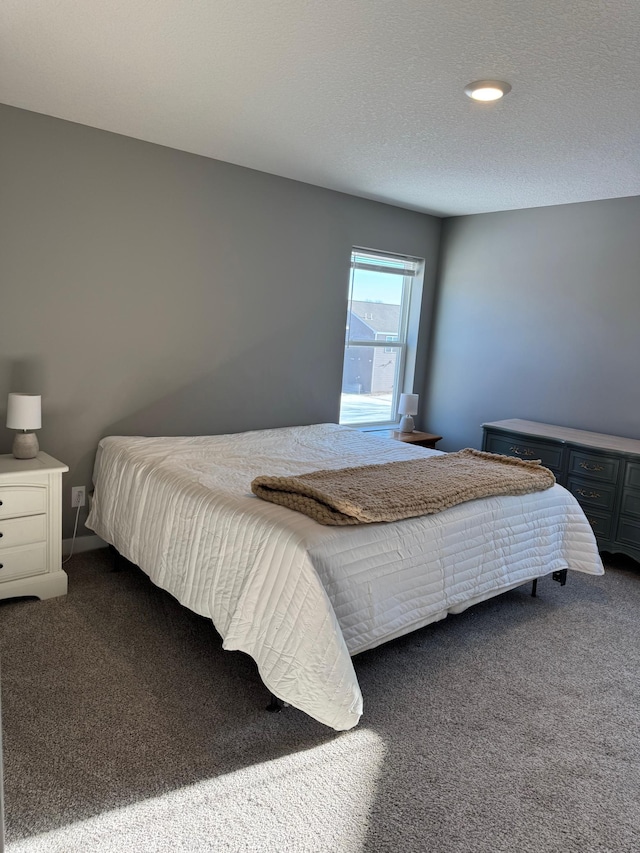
[{"xmin": 350, "ymin": 300, "xmax": 399, "ymax": 334}]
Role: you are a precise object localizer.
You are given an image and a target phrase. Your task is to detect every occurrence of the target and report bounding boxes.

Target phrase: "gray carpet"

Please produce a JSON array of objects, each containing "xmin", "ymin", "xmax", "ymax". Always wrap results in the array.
[{"xmin": 1, "ymin": 549, "xmax": 639, "ymax": 852}]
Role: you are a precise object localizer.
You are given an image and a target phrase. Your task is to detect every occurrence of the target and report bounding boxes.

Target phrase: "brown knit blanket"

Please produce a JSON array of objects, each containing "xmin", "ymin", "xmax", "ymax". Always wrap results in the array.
[{"xmin": 251, "ymin": 448, "xmax": 555, "ymax": 525}]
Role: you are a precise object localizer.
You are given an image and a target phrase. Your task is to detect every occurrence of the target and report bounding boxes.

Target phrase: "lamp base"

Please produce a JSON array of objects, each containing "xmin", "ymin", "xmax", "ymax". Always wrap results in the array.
[
  {"xmin": 13, "ymin": 432, "xmax": 39, "ymax": 459},
  {"xmin": 398, "ymin": 415, "xmax": 415, "ymax": 434}
]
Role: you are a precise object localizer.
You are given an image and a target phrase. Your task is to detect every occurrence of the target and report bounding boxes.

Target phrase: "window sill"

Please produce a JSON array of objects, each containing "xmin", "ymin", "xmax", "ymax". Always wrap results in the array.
[{"xmin": 357, "ymin": 424, "xmax": 402, "ymax": 432}]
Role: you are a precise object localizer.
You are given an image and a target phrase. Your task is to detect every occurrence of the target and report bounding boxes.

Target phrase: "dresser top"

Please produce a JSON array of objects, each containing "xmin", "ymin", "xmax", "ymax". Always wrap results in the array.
[
  {"xmin": 0, "ymin": 452, "xmax": 68, "ymax": 476},
  {"xmin": 482, "ymin": 419, "xmax": 640, "ymax": 455}
]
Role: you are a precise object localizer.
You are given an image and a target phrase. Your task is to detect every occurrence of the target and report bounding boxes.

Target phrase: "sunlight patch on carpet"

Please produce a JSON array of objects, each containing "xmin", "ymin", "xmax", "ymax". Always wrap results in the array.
[{"xmin": 7, "ymin": 728, "xmax": 386, "ymax": 852}]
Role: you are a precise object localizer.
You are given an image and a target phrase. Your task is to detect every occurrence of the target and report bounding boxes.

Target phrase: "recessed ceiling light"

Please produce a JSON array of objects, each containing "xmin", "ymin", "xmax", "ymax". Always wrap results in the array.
[{"xmin": 464, "ymin": 80, "xmax": 512, "ymax": 102}]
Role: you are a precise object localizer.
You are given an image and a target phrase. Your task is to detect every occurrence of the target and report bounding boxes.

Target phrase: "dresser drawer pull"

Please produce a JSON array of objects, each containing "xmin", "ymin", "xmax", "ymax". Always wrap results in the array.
[
  {"xmin": 587, "ymin": 517, "xmax": 600, "ymax": 529},
  {"xmin": 509, "ymin": 445, "xmax": 536, "ymax": 457},
  {"xmin": 0, "ymin": 563, "xmax": 3, "ymax": 570},
  {"xmin": 580, "ymin": 461, "xmax": 604, "ymax": 472},
  {"xmin": 576, "ymin": 488, "xmax": 602, "ymax": 499}
]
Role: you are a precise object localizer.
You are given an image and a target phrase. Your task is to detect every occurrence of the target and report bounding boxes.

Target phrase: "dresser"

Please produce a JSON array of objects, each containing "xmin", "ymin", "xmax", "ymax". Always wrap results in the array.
[
  {"xmin": 482, "ymin": 419, "xmax": 640, "ymax": 563},
  {"xmin": 0, "ymin": 453, "xmax": 69, "ymax": 601}
]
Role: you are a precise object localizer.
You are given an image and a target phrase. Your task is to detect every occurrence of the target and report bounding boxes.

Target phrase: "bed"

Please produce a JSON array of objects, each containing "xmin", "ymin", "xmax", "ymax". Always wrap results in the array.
[{"xmin": 85, "ymin": 423, "xmax": 604, "ymax": 730}]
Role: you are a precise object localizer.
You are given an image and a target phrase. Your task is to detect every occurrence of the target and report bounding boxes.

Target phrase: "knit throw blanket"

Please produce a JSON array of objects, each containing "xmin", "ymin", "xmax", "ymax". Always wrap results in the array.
[{"xmin": 251, "ymin": 448, "xmax": 556, "ymax": 526}]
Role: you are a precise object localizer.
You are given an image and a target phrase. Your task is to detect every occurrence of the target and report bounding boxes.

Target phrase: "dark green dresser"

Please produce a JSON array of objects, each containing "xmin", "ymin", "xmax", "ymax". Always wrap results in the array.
[{"xmin": 482, "ymin": 419, "xmax": 640, "ymax": 563}]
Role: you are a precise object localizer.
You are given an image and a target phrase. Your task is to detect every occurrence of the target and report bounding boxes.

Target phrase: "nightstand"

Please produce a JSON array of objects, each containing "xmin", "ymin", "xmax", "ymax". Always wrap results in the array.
[
  {"xmin": 370, "ymin": 430, "xmax": 443, "ymax": 449},
  {"xmin": 0, "ymin": 452, "xmax": 69, "ymax": 601}
]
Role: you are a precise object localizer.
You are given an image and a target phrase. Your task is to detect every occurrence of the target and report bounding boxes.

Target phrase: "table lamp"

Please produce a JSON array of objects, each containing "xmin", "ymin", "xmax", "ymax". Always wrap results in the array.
[
  {"xmin": 398, "ymin": 393, "xmax": 418, "ymax": 433},
  {"xmin": 6, "ymin": 393, "xmax": 42, "ymax": 459}
]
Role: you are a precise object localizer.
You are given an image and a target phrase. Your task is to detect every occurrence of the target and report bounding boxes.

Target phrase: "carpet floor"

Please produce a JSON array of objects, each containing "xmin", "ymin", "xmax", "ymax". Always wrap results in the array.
[{"xmin": 1, "ymin": 549, "xmax": 639, "ymax": 852}]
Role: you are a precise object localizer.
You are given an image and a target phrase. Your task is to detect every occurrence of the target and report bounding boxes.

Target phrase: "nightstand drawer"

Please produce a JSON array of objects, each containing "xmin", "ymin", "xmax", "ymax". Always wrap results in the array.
[
  {"xmin": 0, "ymin": 486, "xmax": 47, "ymax": 520},
  {"xmin": 0, "ymin": 543, "xmax": 47, "ymax": 582},
  {"xmin": 567, "ymin": 476, "xmax": 616, "ymax": 512},
  {"xmin": 568, "ymin": 451, "xmax": 619, "ymax": 483},
  {"xmin": 0, "ymin": 514, "xmax": 47, "ymax": 550}
]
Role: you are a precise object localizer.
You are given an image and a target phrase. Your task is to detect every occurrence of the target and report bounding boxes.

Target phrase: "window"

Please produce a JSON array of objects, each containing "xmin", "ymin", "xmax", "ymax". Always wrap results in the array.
[{"xmin": 339, "ymin": 248, "xmax": 424, "ymax": 427}]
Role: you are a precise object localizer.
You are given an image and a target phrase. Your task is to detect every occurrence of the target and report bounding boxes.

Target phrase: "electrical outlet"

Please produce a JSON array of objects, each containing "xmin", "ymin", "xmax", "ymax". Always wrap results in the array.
[{"xmin": 71, "ymin": 486, "xmax": 86, "ymax": 508}]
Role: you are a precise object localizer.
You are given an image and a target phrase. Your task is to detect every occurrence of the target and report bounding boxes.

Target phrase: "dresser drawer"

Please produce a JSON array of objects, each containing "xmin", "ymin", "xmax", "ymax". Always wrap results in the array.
[
  {"xmin": 620, "ymin": 489, "xmax": 640, "ymax": 519},
  {"xmin": 567, "ymin": 476, "xmax": 616, "ymax": 512},
  {"xmin": 0, "ymin": 543, "xmax": 47, "ymax": 582},
  {"xmin": 483, "ymin": 432, "xmax": 564, "ymax": 473},
  {"xmin": 0, "ymin": 485, "xmax": 47, "ymax": 520},
  {"xmin": 624, "ymin": 461, "xmax": 640, "ymax": 490},
  {"xmin": 568, "ymin": 450, "xmax": 619, "ymax": 484},
  {"xmin": 581, "ymin": 510, "xmax": 613, "ymax": 541},
  {"xmin": 616, "ymin": 516, "xmax": 640, "ymax": 550},
  {"xmin": 0, "ymin": 514, "xmax": 47, "ymax": 550}
]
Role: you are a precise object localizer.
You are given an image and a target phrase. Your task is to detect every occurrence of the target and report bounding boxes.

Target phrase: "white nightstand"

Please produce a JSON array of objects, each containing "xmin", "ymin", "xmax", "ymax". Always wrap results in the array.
[{"xmin": 0, "ymin": 452, "xmax": 69, "ymax": 602}]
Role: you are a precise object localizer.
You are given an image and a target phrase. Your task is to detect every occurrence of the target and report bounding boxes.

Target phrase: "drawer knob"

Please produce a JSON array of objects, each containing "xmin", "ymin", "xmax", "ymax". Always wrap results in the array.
[
  {"xmin": 580, "ymin": 461, "xmax": 604, "ymax": 472},
  {"xmin": 0, "ymin": 563, "xmax": 3, "ymax": 570}
]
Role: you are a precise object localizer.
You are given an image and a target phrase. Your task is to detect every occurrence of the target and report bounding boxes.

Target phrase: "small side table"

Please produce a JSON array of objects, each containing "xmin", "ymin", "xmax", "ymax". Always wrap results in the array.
[
  {"xmin": 371, "ymin": 430, "xmax": 443, "ymax": 449},
  {"xmin": 0, "ymin": 452, "xmax": 68, "ymax": 602}
]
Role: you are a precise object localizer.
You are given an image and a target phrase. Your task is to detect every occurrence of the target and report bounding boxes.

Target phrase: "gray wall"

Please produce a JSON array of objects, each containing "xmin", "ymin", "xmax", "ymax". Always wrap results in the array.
[
  {"xmin": 425, "ymin": 196, "xmax": 640, "ymax": 451},
  {"xmin": 0, "ymin": 104, "xmax": 441, "ymax": 537}
]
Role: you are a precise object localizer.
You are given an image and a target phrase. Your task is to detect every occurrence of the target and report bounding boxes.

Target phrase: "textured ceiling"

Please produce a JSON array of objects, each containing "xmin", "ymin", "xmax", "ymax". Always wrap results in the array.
[{"xmin": 2, "ymin": 0, "xmax": 640, "ymax": 216}]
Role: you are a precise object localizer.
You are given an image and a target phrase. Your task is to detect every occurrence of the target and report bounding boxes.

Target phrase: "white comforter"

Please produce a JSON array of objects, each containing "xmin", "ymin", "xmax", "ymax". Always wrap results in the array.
[{"xmin": 86, "ymin": 423, "xmax": 603, "ymax": 730}]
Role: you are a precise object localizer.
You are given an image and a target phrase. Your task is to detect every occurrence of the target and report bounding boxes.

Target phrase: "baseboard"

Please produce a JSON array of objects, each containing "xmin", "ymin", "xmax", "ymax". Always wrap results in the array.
[{"xmin": 62, "ymin": 534, "xmax": 108, "ymax": 556}]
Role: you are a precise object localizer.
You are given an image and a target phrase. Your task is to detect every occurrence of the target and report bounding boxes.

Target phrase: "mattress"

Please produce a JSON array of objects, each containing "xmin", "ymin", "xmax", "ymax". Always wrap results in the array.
[{"xmin": 86, "ymin": 423, "xmax": 604, "ymax": 730}]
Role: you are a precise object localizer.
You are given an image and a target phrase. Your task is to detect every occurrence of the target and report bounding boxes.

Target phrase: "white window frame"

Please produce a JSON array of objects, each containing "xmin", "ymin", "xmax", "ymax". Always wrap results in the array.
[{"xmin": 340, "ymin": 247, "xmax": 425, "ymax": 429}]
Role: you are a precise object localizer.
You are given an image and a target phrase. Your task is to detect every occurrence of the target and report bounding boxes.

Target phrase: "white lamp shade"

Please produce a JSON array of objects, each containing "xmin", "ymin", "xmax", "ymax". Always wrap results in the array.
[
  {"xmin": 398, "ymin": 393, "xmax": 419, "ymax": 416},
  {"xmin": 7, "ymin": 393, "xmax": 42, "ymax": 430}
]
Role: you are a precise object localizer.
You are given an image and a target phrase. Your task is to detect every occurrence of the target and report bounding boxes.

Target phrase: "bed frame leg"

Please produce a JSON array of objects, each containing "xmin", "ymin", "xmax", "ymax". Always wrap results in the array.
[
  {"xmin": 532, "ymin": 569, "xmax": 567, "ymax": 596},
  {"xmin": 266, "ymin": 694, "xmax": 285, "ymax": 714},
  {"xmin": 552, "ymin": 569, "xmax": 568, "ymax": 586}
]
